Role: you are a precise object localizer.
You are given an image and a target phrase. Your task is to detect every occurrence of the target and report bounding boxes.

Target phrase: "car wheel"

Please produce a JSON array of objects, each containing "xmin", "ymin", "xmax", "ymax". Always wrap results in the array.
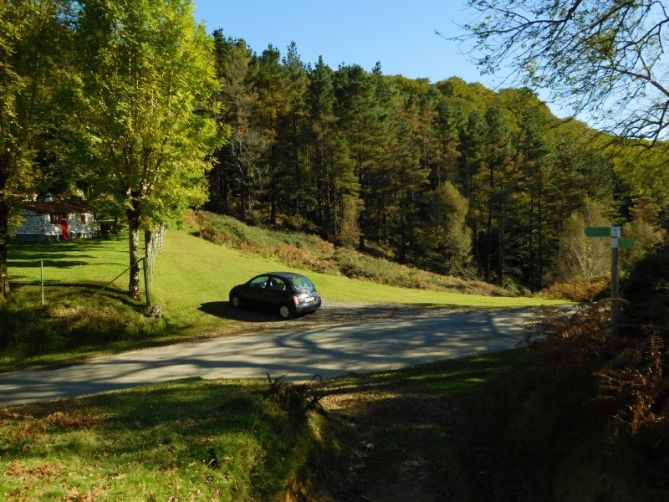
[
  {"xmin": 279, "ymin": 304, "xmax": 292, "ymax": 320},
  {"xmin": 231, "ymin": 294, "xmax": 241, "ymax": 308}
]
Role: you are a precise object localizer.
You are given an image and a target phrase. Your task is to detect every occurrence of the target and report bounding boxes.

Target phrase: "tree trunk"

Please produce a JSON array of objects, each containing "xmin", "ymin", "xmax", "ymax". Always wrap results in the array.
[
  {"xmin": 485, "ymin": 166, "xmax": 494, "ymax": 282},
  {"xmin": 0, "ymin": 201, "xmax": 9, "ymax": 298},
  {"xmin": 498, "ymin": 198, "xmax": 505, "ymax": 287},
  {"xmin": 537, "ymin": 166, "xmax": 544, "ymax": 290},
  {"xmin": 126, "ymin": 202, "xmax": 142, "ymax": 298}
]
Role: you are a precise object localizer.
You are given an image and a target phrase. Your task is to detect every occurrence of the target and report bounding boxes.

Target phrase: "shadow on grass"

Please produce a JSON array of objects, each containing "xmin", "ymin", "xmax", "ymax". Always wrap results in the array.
[
  {"xmin": 0, "ymin": 283, "xmax": 166, "ymax": 372},
  {"xmin": 8, "ymin": 260, "xmax": 91, "ymax": 268},
  {"xmin": 9, "ymin": 239, "xmax": 115, "ymax": 254},
  {"xmin": 310, "ymin": 353, "xmax": 522, "ymax": 501},
  {"xmin": 19, "ymin": 282, "xmax": 144, "ymax": 309}
]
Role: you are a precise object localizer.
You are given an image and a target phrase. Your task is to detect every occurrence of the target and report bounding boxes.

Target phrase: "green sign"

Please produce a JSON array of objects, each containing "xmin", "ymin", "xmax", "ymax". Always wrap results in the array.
[
  {"xmin": 619, "ymin": 237, "xmax": 634, "ymax": 250},
  {"xmin": 585, "ymin": 227, "xmax": 611, "ymax": 237}
]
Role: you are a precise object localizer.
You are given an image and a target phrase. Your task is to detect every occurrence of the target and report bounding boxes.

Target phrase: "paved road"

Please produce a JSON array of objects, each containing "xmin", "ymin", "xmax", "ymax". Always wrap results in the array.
[{"xmin": 0, "ymin": 307, "xmax": 543, "ymax": 407}]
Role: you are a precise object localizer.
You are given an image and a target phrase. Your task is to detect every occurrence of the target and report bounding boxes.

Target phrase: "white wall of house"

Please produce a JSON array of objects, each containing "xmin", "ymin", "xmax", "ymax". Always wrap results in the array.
[{"xmin": 16, "ymin": 209, "xmax": 98, "ymax": 241}]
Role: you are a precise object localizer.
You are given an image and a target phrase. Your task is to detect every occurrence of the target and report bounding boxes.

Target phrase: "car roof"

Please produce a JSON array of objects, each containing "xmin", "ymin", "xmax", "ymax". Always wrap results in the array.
[{"xmin": 265, "ymin": 272, "xmax": 307, "ymax": 280}]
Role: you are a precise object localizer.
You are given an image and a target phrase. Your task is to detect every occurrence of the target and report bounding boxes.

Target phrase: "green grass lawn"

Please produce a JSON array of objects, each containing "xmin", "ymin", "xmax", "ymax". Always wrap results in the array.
[
  {"xmin": 11, "ymin": 229, "xmax": 564, "ymax": 317},
  {"xmin": 0, "ymin": 377, "xmax": 313, "ymax": 501},
  {"xmin": 2, "ymin": 230, "xmax": 566, "ymax": 371}
]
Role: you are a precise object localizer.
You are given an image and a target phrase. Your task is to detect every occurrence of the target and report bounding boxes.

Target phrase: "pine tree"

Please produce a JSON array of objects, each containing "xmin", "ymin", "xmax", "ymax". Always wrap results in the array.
[
  {"xmin": 308, "ymin": 57, "xmax": 358, "ymax": 241},
  {"xmin": 483, "ymin": 105, "xmax": 514, "ymax": 285},
  {"xmin": 276, "ymin": 41, "xmax": 309, "ymax": 222},
  {"xmin": 459, "ymin": 110, "xmax": 487, "ymax": 275}
]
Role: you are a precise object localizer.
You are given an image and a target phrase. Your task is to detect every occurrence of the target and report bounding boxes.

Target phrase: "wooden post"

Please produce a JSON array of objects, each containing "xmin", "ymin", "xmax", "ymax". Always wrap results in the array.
[
  {"xmin": 144, "ymin": 229, "xmax": 153, "ymax": 307},
  {"xmin": 41, "ymin": 260, "xmax": 45, "ymax": 306},
  {"xmin": 143, "ymin": 258, "xmax": 152, "ymax": 307},
  {"xmin": 611, "ymin": 227, "xmax": 621, "ymax": 334}
]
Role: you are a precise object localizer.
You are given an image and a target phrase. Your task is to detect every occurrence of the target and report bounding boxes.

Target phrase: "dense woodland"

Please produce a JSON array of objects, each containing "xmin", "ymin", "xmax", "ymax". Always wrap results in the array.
[
  {"xmin": 2, "ymin": 1, "xmax": 668, "ymax": 297},
  {"xmin": 207, "ymin": 33, "xmax": 667, "ymax": 291}
]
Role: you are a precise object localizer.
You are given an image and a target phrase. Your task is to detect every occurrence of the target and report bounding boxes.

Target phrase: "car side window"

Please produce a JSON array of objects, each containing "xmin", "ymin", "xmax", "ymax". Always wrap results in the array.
[
  {"xmin": 249, "ymin": 276, "xmax": 269, "ymax": 288},
  {"xmin": 268, "ymin": 277, "xmax": 286, "ymax": 291}
]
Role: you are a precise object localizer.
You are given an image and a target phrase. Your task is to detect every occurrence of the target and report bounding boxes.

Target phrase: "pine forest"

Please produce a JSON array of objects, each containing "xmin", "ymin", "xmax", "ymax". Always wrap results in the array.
[{"xmin": 207, "ymin": 32, "xmax": 667, "ymax": 292}]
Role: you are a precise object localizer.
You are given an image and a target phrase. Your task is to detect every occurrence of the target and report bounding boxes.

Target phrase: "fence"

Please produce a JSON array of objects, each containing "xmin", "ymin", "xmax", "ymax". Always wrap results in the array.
[{"xmin": 9, "ymin": 224, "xmax": 166, "ymax": 308}]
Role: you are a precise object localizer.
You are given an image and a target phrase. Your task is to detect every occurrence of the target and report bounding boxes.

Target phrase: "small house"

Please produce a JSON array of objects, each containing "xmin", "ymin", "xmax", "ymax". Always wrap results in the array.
[{"xmin": 16, "ymin": 196, "xmax": 98, "ymax": 242}]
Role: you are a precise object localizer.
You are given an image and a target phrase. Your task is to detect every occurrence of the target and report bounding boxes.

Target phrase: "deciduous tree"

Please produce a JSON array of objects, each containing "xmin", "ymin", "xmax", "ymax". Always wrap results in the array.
[
  {"xmin": 77, "ymin": 0, "xmax": 222, "ymax": 297},
  {"xmin": 0, "ymin": 0, "xmax": 72, "ymax": 297}
]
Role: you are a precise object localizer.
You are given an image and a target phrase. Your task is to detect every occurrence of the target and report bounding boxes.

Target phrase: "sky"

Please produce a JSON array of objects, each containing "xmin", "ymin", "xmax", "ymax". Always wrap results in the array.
[{"xmin": 193, "ymin": 0, "xmax": 504, "ymax": 88}]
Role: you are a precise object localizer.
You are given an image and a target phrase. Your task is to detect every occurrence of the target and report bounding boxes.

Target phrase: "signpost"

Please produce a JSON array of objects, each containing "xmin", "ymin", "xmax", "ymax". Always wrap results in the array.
[
  {"xmin": 619, "ymin": 237, "xmax": 634, "ymax": 250},
  {"xmin": 585, "ymin": 227, "xmax": 611, "ymax": 237},
  {"xmin": 584, "ymin": 226, "xmax": 632, "ymax": 334}
]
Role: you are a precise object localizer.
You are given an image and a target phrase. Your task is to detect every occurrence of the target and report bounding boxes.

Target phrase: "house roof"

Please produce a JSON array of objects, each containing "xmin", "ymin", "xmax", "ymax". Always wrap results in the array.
[{"xmin": 23, "ymin": 201, "xmax": 91, "ymax": 214}]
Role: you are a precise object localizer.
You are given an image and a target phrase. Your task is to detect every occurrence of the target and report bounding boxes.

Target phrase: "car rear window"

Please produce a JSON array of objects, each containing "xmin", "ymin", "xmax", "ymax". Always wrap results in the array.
[{"xmin": 290, "ymin": 276, "xmax": 315, "ymax": 292}]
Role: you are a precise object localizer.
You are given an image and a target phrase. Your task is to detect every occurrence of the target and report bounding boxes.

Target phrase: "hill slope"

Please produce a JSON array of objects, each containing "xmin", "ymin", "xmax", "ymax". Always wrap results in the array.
[{"xmin": 155, "ymin": 228, "xmax": 564, "ymax": 321}]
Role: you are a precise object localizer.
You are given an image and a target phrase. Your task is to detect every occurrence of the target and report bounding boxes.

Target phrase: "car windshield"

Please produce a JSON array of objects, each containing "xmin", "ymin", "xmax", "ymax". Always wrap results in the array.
[{"xmin": 290, "ymin": 276, "xmax": 315, "ymax": 292}]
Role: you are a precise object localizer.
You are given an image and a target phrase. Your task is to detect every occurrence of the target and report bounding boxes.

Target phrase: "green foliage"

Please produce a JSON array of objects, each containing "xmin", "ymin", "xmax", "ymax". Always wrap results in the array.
[
  {"xmin": 419, "ymin": 181, "xmax": 472, "ymax": 274},
  {"xmin": 335, "ymin": 195, "xmax": 361, "ymax": 248},
  {"xmin": 0, "ymin": 0, "xmax": 73, "ymax": 296},
  {"xmin": 76, "ymin": 0, "xmax": 223, "ymax": 295},
  {"xmin": 554, "ymin": 199, "xmax": 612, "ymax": 281}
]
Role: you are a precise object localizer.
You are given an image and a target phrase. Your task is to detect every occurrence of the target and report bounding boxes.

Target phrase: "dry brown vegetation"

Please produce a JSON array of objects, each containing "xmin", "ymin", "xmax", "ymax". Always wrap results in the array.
[
  {"xmin": 540, "ymin": 276, "xmax": 609, "ymax": 302},
  {"xmin": 466, "ymin": 245, "xmax": 669, "ymax": 500}
]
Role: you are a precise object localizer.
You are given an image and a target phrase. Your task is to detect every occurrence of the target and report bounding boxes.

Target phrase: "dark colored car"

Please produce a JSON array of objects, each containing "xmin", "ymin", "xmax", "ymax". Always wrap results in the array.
[{"xmin": 229, "ymin": 272, "xmax": 321, "ymax": 319}]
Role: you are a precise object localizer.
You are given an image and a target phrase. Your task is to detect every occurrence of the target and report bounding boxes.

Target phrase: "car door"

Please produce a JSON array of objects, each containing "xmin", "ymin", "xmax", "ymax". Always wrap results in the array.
[
  {"xmin": 244, "ymin": 275, "xmax": 270, "ymax": 305},
  {"xmin": 264, "ymin": 275, "xmax": 289, "ymax": 307}
]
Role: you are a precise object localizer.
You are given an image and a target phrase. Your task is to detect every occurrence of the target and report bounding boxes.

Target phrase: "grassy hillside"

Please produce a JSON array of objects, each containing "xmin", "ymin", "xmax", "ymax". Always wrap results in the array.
[
  {"xmin": 2, "ymin": 228, "xmax": 565, "ymax": 370},
  {"xmin": 11, "ymin": 227, "xmax": 564, "ymax": 319},
  {"xmin": 190, "ymin": 211, "xmax": 513, "ymax": 296}
]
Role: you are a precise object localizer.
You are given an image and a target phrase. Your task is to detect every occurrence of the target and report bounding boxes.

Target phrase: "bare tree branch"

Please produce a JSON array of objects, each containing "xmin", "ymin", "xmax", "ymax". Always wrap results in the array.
[{"xmin": 459, "ymin": 0, "xmax": 669, "ymax": 140}]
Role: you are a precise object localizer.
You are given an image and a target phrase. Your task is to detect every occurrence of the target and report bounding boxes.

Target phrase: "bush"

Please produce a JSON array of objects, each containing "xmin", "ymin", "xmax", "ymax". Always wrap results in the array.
[
  {"xmin": 471, "ymin": 245, "xmax": 669, "ymax": 499},
  {"xmin": 470, "ymin": 302, "xmax": 669, "ymax": 499},
  {"xmin": 622, "ymin": 242, "xmax": 669, "ymax": 327},
  {"xmin": 541, "ymin": 276, "xmax": 609, "ymax": 302},
  {"xmin": 263, "ymin": 374, "xmax": 326, "ymax": 417}
]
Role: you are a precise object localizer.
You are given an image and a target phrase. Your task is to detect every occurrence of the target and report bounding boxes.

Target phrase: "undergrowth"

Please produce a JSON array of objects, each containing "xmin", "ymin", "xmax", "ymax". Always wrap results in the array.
[
  {"xmin": 189, "ymin": 210, "xmax": 508, "ymax": 297},
  {"xmin": 0, "ymin": 285, "xmax": 167, "ymax": 370},
  {"xmin": 466, "ymin": 242, "xmax": 669, "ymax": 500},
  {"xmin": 540, "ymin": 275, "xmax": 610, "ymax": 302},
  {"xmin": 263, "ymin": 374, "xmax": 326, "ymax": 417}
]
